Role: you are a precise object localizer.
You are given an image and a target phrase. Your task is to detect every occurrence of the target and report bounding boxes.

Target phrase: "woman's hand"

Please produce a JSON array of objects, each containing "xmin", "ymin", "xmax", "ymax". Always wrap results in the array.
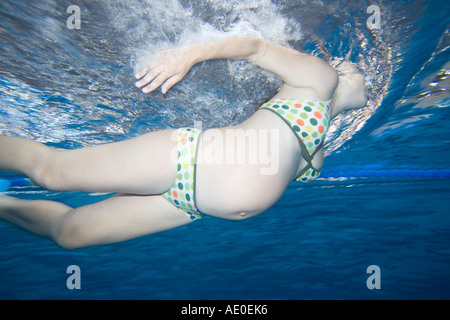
[{"xmin": 135, "ymin": 47, "xmax": 196, "ymax": 94}]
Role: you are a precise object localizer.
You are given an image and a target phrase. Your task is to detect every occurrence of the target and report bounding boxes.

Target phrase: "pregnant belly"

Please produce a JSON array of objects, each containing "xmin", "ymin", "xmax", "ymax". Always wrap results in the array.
[{"xmin": 194, "ymin": 125, "xmax": 299, "ymax": 220}]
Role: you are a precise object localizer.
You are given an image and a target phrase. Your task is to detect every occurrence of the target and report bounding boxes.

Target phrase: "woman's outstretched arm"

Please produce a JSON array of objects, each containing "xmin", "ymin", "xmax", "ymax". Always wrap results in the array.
[
  {"xmin": 135, "ymin": 37, "xmax": 260, "ymax": 94},
  {"xmin": 135, "ymin": 37, "xmax": 337, "ymax": 97}
]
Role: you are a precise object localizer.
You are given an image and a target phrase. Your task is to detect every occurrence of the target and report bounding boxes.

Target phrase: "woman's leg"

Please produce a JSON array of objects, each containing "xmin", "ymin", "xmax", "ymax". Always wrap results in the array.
[
  {"xmin": 0, "ymin": 130, "xmax": 177, "ymax": 195},
  {"xmin": 0, "ymin": 193, "xmax": 193, "ymax": 249}
]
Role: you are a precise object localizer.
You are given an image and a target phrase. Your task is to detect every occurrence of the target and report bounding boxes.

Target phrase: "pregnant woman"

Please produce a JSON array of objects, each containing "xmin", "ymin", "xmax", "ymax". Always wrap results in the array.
[{"xmin": 0, "ymin": 36, "xmax": 368, "ymax": 249}]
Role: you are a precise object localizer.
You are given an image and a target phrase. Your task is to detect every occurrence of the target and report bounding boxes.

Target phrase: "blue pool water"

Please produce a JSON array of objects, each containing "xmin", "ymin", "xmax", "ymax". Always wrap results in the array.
[{"xmin": 1, "ymin": 0, "xmax": 449, "ymax": 300}]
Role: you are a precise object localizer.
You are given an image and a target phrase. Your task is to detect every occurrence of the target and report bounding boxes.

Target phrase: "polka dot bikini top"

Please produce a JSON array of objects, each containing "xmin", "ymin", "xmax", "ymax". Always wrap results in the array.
[{"xmin": 259, "ymin": 98, "xmax": 332, "ymax": 182}]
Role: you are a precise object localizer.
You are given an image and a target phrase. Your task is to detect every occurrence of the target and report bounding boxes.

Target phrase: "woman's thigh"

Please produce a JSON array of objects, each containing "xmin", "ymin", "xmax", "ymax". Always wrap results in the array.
[{"xmin": 44, "ymin": 129, "xmax": 178, "ymax": 194}]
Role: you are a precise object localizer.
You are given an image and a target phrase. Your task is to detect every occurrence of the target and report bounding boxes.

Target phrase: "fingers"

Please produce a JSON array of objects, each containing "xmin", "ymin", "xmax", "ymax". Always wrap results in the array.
[
  {"xmin": 135, "ymin": 68, "xmax": 184, "ymax": 94},
  {"xmin": 143, "ymin": 73, "xmax": 167, "ymax": 93},
  {"xmin": 135, "ymin": 67, "xmax": 168, "ymax": 93},
  {"xmin": 134, "ymin": 50, "xmax": 189, "ymax": 94},
  {"xmin": 134, "ymin": 66, "xmax": 148, "ymax": 80},
  {"xmin": 135, "ymin": 67, "xmax": 160, "ymax": 88},
  {"xmin": 161, "ymin": 74, "xmax": 183, "ymax": 94}
]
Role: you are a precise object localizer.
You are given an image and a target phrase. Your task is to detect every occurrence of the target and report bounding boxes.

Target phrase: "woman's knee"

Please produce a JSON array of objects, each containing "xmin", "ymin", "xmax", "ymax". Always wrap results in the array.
[
  {"xmin": 54, "ymin": 216, "xmax": 85, "ymax": 250},
  {"xmin": 30, "ymin": 149, "xmax": 68, "ymax": 191}
]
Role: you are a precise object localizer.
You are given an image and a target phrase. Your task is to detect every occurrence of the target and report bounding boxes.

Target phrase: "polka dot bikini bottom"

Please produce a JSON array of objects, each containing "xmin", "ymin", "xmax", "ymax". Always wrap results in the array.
[{"xmin": 162, "ymin": 127, "xmax": 203, "ymax": 220}]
